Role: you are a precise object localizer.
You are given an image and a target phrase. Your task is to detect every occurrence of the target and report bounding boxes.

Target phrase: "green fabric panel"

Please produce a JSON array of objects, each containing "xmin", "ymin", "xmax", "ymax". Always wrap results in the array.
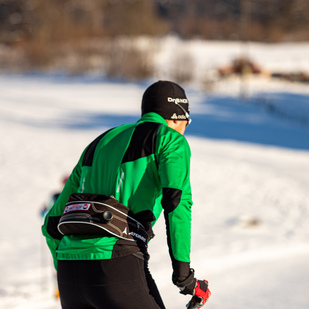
[{"xmin": 42, "ymin": 112, "xmax": 193, "ymax": 266}]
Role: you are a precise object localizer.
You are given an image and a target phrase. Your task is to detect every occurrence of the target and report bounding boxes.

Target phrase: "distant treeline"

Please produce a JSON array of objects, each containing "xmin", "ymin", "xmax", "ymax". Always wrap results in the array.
[
  {"xmin": 156, "ymin": 0, "xmax": 309, "ymax": 42},
  {"xmin": 1, "ymin": 0, "xmax": 309, "ymax": 45},
  {"xmin": 1, "ymin": 0, "xmax": 308, "ymax": 74}
]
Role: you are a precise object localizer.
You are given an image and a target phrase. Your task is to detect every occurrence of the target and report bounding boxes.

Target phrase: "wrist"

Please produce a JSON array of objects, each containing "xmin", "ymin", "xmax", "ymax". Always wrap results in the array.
[{"xmin": 173, "ymin": 268, "xmax": 196, "ymax": 295}]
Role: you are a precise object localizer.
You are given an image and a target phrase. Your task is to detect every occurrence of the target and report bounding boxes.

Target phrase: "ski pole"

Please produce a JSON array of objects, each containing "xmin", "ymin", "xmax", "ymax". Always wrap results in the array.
[{"xmin": 186, "ymin": 295, "xmax": 204, "ymax": 309}]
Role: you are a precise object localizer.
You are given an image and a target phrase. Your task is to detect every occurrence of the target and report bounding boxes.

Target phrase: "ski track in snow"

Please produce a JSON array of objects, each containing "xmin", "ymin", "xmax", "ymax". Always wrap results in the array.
[{"xmin": 1, "ymin": 40, "xmax": 309, "ymax": 309}]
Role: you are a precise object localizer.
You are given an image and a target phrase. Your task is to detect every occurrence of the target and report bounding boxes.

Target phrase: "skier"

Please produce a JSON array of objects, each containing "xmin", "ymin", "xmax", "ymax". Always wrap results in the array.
[{"xmin": 42, "ymin": 80, "xmax": 211, "ymax": 309}]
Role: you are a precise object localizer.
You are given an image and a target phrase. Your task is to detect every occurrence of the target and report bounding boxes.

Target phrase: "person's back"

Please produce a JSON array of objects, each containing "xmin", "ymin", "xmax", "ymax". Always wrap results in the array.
[
  {"xmin": 54, "ymin": 112, "xmax": 192, "ymax": 265},
  {"xmin": 42, "ymin": 81, "xmax": 211, "ymax": 309}
]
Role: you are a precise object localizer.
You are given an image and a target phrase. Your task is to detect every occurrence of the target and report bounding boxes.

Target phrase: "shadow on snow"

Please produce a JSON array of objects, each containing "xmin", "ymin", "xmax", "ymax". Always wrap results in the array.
[
  {"xmin": 185, "ymin": 94, "xmax": 309, "ymax": 150},
  {"xmin": 50, "ymin": 92, "xmax": 309, "ymax": 151},
  {"xmin": 6, "ymin": 74, "xmax": 309, "ymax": 151}
]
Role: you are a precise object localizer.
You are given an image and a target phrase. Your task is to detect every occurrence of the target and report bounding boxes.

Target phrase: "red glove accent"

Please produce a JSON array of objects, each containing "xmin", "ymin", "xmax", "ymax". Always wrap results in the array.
[{"xmin": 187, "ymin": 280, "xmax": 211, "ymax": 308}]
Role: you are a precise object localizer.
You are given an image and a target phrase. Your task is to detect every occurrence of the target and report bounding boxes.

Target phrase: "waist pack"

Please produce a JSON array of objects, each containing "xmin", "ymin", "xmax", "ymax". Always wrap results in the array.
[{"xmin": 57, "ymin": 193, "xmax": 149, "ymax": 245}]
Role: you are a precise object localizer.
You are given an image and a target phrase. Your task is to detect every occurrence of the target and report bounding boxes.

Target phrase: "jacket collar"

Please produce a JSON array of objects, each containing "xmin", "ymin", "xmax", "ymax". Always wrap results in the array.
[{"xmin": 137, "ymin": 113, "xmax": 168, "ymax": 126}]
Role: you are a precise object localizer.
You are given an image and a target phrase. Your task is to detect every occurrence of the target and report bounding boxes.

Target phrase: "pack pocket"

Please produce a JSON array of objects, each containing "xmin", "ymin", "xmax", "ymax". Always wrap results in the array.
[{"xmin": 57, "ymin": 193, "xmax": 149, "ymax": 244}]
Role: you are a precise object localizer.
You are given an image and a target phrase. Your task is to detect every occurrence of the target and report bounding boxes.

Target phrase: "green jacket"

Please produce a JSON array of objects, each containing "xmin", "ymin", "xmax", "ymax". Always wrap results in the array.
[{"xmin": 42, "ymin": 112, "xmax": 193, "ymax": 279}]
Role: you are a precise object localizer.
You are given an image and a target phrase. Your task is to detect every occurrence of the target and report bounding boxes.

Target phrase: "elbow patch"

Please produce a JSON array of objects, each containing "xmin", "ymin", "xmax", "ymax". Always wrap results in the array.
[
  {"xmin": 46, "ymin": 216, "xmax": 63, "ymax": 240},
  {"xmin": 161, "ymin": 188, "xmax": 182, "ymax": 213}
]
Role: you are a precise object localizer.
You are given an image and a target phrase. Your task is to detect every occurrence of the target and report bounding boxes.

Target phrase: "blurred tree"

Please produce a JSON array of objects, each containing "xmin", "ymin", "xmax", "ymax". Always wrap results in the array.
[
  {"xmin": 0, "ymin": 0, "xmax": 167, "ymax": 68},
  {"xmin": 102, "ymin": 0, "xmax": 167, "ymax": 37},
  {"xmin": 154, "ymin": 0, "xmax": 309, "ymax": 41},
  {"xmin": 1, "ymin": 0, "xmax": 309, "ymax": 45},
  {"xmin": 0, "ymin": 0, "xmax": 30, "ymax": 44},
  {"xmin": 1, "ymin": 0, "xmax": 308, "ymax": 72}
]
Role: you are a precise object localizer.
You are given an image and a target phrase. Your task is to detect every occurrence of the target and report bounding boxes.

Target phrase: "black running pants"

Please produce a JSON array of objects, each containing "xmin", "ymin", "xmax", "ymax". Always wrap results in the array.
[{"xmin": 57, "ymin": 254, "xmax": 166, "ymax": 309}]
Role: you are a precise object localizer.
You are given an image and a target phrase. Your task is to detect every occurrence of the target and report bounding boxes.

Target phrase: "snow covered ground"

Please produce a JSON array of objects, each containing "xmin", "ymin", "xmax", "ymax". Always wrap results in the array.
[{"xmin": 0, "ymin": 40, "xmax": 309, "ymax": 309}]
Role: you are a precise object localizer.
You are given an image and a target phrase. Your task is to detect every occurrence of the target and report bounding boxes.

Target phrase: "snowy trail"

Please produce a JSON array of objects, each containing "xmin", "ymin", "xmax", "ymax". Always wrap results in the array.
[{"xmin": 0, "ymin": 73, "xmax": 309, "ymax": 309}]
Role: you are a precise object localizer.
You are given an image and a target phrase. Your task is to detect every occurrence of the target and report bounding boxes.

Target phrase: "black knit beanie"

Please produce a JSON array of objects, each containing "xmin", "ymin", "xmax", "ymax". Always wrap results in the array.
[{"xmin": 141, "ymin": 80, "xmax": 190, "ymax": 121}]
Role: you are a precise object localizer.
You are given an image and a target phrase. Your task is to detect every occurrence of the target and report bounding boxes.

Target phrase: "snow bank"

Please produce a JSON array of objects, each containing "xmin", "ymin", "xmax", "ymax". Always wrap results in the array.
[{"xmin": 0, "ymin": 39, "xmax": 309, "ymax": 309}]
